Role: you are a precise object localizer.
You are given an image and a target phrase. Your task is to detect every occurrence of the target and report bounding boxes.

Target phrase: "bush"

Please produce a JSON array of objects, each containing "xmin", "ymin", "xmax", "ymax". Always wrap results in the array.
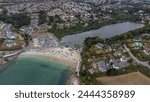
[
  {"xmin": 38, "ymin": 10, "xmax": 47, "ymax": 25},
  {"xmin": 0, "ymin": 13, "xmax": 31, "ymax": 28},
  {"xmin": 106, "ymin": 68, "xmax": 121, "ymax": 76}
]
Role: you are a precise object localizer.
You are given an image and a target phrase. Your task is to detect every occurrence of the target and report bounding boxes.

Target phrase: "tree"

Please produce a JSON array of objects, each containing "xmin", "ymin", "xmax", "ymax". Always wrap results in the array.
[
  {"xmin": 128, "ymin": 58, "xmax": 133, "ymax": 63},
  {"xmin": 0, "ymin": 13, "xmax": 31, "ymax": 28},
  {"xmin": 38, "ymin": 10, "xmax": 47, "ymax": 25},
  {"xmin": 0, "ymin": 38, "xmax": 5, "ymax": 46},
  {"xmin": 10, "ymin": 13, "xmax": 31, "ymax": 28},
  {"xmin": 106, "ymin": 68, "xmax": 120, "ymax": 76},
  {"xmin": 48, "ymin": 16, "xmax": 54, "ymax": 25},
  {"xmin": 22, "ymin": 33, "xmax": 29, "ymax": 47},
  {"xmin": 148, "ymin": 60, "xmax": 150, "ymax": 65}
]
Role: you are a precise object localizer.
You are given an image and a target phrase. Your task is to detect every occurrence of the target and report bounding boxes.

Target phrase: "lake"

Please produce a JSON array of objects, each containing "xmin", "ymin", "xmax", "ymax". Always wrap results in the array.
[{"xmin": 61, "ymin": 22, "xmax": 144, "ymax": 47}]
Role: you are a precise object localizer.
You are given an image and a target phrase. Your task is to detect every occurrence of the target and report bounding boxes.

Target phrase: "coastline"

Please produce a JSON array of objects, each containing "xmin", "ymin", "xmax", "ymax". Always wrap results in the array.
[
  {"xmin": 0, "ymin": 51, "xmax": 21, "ymax": 70},
  {"xmin": 20, "ymin": 47, "xmax": 81, "ymax": 85},
  {"xmin": 20, "ymin": 48, "xmax": 81, "ymax": 68}
]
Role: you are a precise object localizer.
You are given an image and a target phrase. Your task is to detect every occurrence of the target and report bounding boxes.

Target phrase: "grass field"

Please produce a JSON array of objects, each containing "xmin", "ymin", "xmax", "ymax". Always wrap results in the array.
[{"xmin": 97, "ymin": 72, "xmax": 150, "ymax": 85}]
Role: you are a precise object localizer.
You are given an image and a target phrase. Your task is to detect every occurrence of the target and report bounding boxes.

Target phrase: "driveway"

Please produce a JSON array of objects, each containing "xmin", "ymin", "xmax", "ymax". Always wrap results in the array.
[{"xmin": 124, "ymin": 44, "xmax": 150, "ymax": 69}]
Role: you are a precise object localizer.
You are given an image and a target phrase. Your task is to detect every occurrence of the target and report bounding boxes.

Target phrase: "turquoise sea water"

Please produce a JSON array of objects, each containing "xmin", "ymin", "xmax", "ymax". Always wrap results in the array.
[{"xmin": 0, "ymin": 56, "xmax": 72, "ymax": 85}]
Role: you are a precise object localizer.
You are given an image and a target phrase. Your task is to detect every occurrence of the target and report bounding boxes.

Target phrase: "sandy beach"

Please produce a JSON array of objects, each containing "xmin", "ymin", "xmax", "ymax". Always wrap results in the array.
[{"xmin": 20, "ymin": 47, "xmax": 81, "ymax": 68}]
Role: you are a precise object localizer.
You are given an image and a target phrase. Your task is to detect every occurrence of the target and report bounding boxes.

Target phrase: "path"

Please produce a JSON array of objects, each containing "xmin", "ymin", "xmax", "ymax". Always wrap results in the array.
[{"xmin": 124, "ymin": 44, "xmax": 150, "ymax": 69}]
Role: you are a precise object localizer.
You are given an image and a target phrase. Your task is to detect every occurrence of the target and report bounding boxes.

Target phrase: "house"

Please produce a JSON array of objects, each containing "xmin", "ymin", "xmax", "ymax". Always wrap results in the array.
[
  {"xmin": 114, "ymin": 51, "xmax": 122, "ymax": 57},
  {"xmin": 0, "ymin": 32, "xmax": 4, "ymax": 38},
  {"xmin": 143, "ymin": 45, "xmax": 150, "ymax": 55},
  {"xmin": 3, "ymin": 40, "xmax": 16, "ymax": 47},
  {"xmin": 110, "ymin": 59, "xmax": 129, "ymax": 69},
  {"xmin": 96, "ymin": 43, "xmax": 105, "ymax": 49},
  {"xmin": 133, "ymin": 37, "xmax": 141, "ymax": 42},
  {"xmin": 110, "ymin": 59, "xmax": 120, "ymax": 69},
  {"xmin": 33, "ymin": 36, "xmax": 58, "ymax": 48},
  {"xmin": 97, "ymin": 60, "xmax": 109, "ymax": 72},
  {"xmin": 134, "ymin": 42, "xmax": 142, "ymax": 49},
  {"xmin": 112, "ymin": 62, "xmax": 120, "ymax": 69},
  {"xmin": 117, "ymin": 46, "xmax": 124, "ymax": 51},
  {"xmin": 92, "ymin": 63, "xmax": 97, "ymax": 69},
  {"xmin": 108, "ymin": 46, "xmax": 112, "ymax": 52},
  {"xmin": 88, "ymin": 69, "xmax": 94, "ymax": 74},
  {"xmin": 117, "ymin": 62, "xmax": 129, "ymax": 69},
  {"xmin": 142, "ymin": 33, "xmax": 150, "ymax": 37},
  {"xmin": 7, "ymin": 32, "xmax": 17, "ymax": 39},
  {"xmin": 120, "ymin": 56, "xmax": 129, "ymax": 62}
]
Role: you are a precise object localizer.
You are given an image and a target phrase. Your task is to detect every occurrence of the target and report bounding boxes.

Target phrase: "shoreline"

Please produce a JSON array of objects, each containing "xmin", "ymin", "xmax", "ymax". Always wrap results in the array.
[
  {"xmin": 20, "ymin": 47, "xmax": 81, "ymax": 85},
  {"xmin": 0, "ymin": 47, "xmax": 80, "ymax": 85},
  {"xmin": 20, "ymin": 48, "xmax": 81, "ymax": 68},
  {"xmin": 20, "ymin": 54, "xmax": 76, "ymax": 69}
]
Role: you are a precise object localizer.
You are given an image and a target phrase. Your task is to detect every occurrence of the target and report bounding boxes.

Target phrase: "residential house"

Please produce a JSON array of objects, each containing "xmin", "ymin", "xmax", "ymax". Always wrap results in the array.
[
  {"xmin": 7, "ymin": 32, "xmax": 17, "ymax": 39},
  {"xmin": 114, "ymin": 51, "xmax": 122, "ymax": 57},
  {"xmin": 133, "ymin": 37, "xmax": 141, "ymax": 42},
  {"xmin": 96, "ymin": 43, "xmax": 105, "ymax": 49},
  {"xmin": 0, "ymin": 32, "xmax": 3, "ymax": 38},
  {"xmin": 133, "ymin": 37, "xmax": 142, "ymax": 49},
  {"xmin": 134, "ymin": 42, "xmax": 142, "ymax": 49},
  {"xmin": 142, "ymin": 33, "xmax": 150, "ymax": 37},
  {"xmin": 120, "ymin": 56, "xmax": 129, "ymax": 62},
  {"xmin": 143, "ymin": 45, "xmax": 150, "ymax": 55},
  {"xmin": 110, "ymin": 58, "xmax": 129, "ymax": 69},
  {"xmin": 112, "ymin": 62, "xmax": 120, "ymax": 69},
  {"xmin": 33, "ymin": 36, "xmax": 58, "ymax": 48},
  {"xmin": 3, "ymin": 40, "xmax": 16, "ymax": 47},
  {"xmin": 92, "ymin": 63, "xmax": 97, "ymax": 69},
  {"xmin": 108, "ymin": 46, "xmax": 112, "ymax": 52},
  {"xmin": 88, "ymin": 69, "xmax": 95, "ymax": 74},
  {"xmin": 117, "ymin": 62, "xmax": 129, "ymax": 69},
  {"xmin": 97, "ymin": 60, "xmax": 109, "ymax": 72}
]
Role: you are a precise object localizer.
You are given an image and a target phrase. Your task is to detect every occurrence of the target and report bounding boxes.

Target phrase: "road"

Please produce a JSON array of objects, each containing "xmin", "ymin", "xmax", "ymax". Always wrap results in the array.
[{"xmin": 124, "ymin": 44, "xmax": 150, "ymax": 69}]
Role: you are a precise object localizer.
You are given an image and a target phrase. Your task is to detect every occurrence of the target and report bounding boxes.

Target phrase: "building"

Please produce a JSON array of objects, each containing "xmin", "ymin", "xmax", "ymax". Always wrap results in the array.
[
  {"xmin": 92, "ymin": 63, "xmax": 97, "ymax": 69},
  {"xmin": 96, "ymin": 43, "xmax": 105, "ymax": 49},
  {"xmin": 33, "ymin": 36, "xmax": 58, "ymax": 48},
  {"xmin": 133, "ymin": 37, "xmax": 141, "ymax": 42},
  {"xmin": 134, "ymin": 42, "xmax": 142, "ymax": 49},
  {"xmin": 120, "ymin": 56, "xmax": 129, "ymax": 62},
  {"xmin": 114, "ymin": 51, "xmax": 122, "ymax": 57},
  {"xmin": 142, "ymin": 33, "xmax": 150, "ymax": 37},
  {"xmin": 0, "ymin": 32, "xmax": 4, "ymax": 38},
  {"xmin": 112, "ymin": 62, "xmax": 120, "ymax": 69},
  {"xmin": 110, "ymin": 59, "xmax": 129, "ymax": 69},
  {"xmin": 143, "ymin": 45, "xmax": 150, "ymax": 55},
  {"xmin": 7, "ymin": 32, "xmax": 17, "ymax": 39},
  {"xmin": 3, "ymin": 40, "xmax": 16, "ymax": 47},
  {"xmin": 97, "ymin": 60, "xmax": 109, "ymax": 72}
]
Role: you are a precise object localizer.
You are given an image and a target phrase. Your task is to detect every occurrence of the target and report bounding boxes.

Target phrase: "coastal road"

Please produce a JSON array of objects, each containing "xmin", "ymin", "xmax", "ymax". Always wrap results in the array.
[{"xmin": 124, "ymin": 44, "xmax": 150, "ymax": 69}]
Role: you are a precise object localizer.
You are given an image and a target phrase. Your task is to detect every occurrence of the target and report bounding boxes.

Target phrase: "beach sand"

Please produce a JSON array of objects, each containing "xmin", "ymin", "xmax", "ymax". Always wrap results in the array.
[{"xmin": 21, "ymin": 47, "xmax": 81, "ymax": 68}]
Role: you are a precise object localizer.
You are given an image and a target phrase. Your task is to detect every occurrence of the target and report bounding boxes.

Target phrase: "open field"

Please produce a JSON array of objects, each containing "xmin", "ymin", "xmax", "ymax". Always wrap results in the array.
[{"xmin": 97, "ymin": 72, "xmax": 150, "ymax": 85}]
